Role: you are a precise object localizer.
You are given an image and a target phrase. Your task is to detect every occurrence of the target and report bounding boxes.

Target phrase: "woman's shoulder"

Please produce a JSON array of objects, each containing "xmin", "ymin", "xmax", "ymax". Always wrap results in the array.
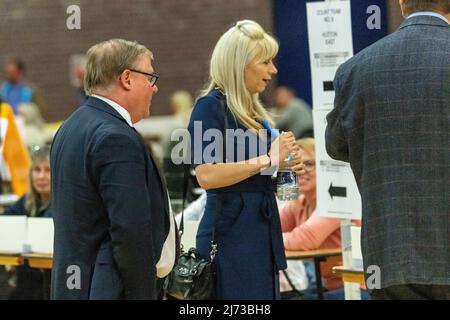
[
  {"xmin": 189, "ymin": 91, "xmax": 227, "ymax": 125},
  {"xmin": 193, "ymin": 91, "xmax": 224, "ymax": 112}
]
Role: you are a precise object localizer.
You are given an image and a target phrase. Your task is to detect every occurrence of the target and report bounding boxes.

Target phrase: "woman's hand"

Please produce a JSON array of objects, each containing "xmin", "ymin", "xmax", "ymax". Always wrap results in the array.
[
  {"xmin": 290, "ymin": 153, "xmax": 306, "ymax": 177},
  {"xmin": 269, "ymin": 131, "xmax": 297, "ymax": 166},
  {"xmin": 280, "ymin": 152, "xmax": 305, "ymax": 176}
]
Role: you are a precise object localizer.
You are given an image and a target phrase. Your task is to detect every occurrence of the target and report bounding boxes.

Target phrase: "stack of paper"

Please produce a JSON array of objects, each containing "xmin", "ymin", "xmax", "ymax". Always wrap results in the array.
[
  {"xmin": 0, "ymin": 216, "xmax": 27, "ymax": 253},
  {"xmin": 0, "ymin": 216, "xmax": 54, "ymax": 254}
]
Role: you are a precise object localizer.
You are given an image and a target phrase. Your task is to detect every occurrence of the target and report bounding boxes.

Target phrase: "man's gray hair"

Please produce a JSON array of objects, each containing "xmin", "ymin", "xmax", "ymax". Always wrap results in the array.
[{"xmin": 84, "ymin": 39, "xmax": 153, "ymax": 95}]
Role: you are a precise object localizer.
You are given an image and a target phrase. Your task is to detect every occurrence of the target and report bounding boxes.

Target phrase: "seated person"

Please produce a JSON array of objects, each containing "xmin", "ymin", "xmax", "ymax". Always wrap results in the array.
[
  {"xmin": 273, "ymin": 86, "xmax": 313, "ymax": 139},
  {"xmin": 17, "ymin": 103, "xmax": 47, "ymax": 148},
  {"xmin": 5, "ymin": 145, "xmax": 52, "ymax": 299},
  {"xmin": 280, "ymin": 138, "xmax": 343, "ymax": 296}
]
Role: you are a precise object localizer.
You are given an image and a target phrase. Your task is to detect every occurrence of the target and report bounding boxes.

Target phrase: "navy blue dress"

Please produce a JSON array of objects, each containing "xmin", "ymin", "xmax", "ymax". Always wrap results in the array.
[{"xmin": 187, "ymin": 90, "xmax": 286, "ymax": 299}]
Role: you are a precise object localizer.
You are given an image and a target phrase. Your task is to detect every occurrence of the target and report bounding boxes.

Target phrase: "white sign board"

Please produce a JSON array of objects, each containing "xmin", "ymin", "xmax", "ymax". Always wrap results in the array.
[
  {"xmin": 26, "ymin": 217, "xmax": 54, "ymax": 254},
  {"xmin": 313, "ymin": 109, "xmax": 361, "ymax": 219},
  {"xmin": 307, "ymin": 0, "xmax": 361, "ymax": 219},
  {"xmin": 307, "ymin": 0, "xmax": 354, "ymax": 110},
  {"xmin": 0, "ymin": 216, "xmax": 27, "ymax": 253},
  {"xmin": 350, "ymin": 225, "xmax": 363, "ymax": 268}
]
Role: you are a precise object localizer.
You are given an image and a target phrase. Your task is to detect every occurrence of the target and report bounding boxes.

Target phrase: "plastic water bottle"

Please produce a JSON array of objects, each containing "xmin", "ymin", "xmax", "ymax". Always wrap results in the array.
[
  {"xmin": 259, "ymin": 120, "xmax": 299, "ymax": 201},
  {"xmin": 276, "ymin": 152, "xmax": 299, "ymax": 201},
  {"xmin": 276, "ymin": 169, "xmax": 299, "ymax": 201}
]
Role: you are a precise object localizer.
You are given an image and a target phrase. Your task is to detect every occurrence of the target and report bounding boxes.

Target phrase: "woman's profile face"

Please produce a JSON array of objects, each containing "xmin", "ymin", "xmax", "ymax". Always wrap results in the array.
[
  {"xmin": 32, "ymin": 159, "xmax": 51, "ymax": 197},
  {"xmin": 244, "ymin": 57, "xmax": 278, "ymax": 94}
]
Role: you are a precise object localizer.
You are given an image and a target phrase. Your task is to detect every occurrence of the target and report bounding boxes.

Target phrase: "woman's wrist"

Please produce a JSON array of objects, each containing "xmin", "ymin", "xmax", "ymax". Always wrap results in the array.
[
  {"xmin": 262, "ymin": 154, "xmax": 271, "ymax": 170},
  {"xmin": 249, "ymin": 155, "xmax": 271, "ymax": 176},
  {"xmin": 268, "ymin": 151, "xmax": 280, "ymax": 168}
]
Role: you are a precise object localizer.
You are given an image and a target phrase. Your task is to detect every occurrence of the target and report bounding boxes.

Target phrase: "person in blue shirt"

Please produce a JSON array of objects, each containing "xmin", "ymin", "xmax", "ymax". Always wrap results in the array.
[
  {"xmin": 5, "ymin": 145, "xmax": 52, "ymax": 299},
  {"xmin": 187, "ymin": 20, "xmax": 304, "ymax": 299},
  {"xmin": 0, "ymin": 58, "xmax": 33, "ymax": 114}
]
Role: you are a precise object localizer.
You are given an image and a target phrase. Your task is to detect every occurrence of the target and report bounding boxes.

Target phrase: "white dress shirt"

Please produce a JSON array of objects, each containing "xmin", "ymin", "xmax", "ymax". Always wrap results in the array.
[{"xmin": 91, "ymin": 94, "xmax": 134, "ymax": 127}]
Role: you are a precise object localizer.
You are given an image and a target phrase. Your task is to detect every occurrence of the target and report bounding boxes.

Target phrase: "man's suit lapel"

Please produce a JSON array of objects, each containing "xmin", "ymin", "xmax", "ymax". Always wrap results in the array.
[{"xmin": 132, "ymin": 128, "xmax": 171, "ymax": 218}]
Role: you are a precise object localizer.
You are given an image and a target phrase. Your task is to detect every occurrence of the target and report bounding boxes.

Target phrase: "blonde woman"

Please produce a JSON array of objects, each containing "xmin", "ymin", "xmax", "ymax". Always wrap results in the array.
[{"xmin": 187, "ymin": 20, "xmax": 303, "ymax": 299}]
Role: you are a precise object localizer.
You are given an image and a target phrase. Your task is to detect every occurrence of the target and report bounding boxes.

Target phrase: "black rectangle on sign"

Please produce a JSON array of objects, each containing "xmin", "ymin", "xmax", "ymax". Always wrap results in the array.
[{"xmin": 323, "ymin": 81, "xmax": 334, "ymax": 91}]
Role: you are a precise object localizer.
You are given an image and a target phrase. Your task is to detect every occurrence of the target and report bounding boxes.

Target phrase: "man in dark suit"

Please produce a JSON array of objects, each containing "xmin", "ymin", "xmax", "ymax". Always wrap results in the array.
[
  {"xmin": 50, "ymin": 39, "xmax": 174, "ymax": 299},
  {"xmin": 326, "ymin": 0, "xmax": 449, "ymax": 299}
]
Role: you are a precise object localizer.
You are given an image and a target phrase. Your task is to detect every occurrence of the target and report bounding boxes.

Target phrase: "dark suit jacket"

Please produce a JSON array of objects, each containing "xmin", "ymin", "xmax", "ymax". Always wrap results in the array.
[
  {"xmin": 326, "ymin": 15, "xmax": 450, "ymax": 288},
  {"xmin": 50, "ymin": 96, "xmax": 170, "ymax": 299}
]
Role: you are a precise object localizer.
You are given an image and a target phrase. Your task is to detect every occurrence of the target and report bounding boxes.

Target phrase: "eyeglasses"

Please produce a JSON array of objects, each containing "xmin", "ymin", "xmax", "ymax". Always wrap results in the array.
[
  {"xmin": 303, "ymin": 160, "xmax": 316, "ymax": 172},
  {"xmin": 129, "ymin": 68, "xmax": 159, "ymax": 87}
]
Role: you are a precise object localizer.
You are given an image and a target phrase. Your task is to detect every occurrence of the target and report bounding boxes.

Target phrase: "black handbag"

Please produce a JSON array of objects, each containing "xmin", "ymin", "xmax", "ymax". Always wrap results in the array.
[
  {"xmin": 163, "ymin": 182, "xmax": 223, "ymax": 300},
  {"xmin": 164, "ymin": 90, "xmax": 227, "ymax": 300},
  {"xmin": 163, "ymin": 235, "xmax": 219, "ymax": 300}
]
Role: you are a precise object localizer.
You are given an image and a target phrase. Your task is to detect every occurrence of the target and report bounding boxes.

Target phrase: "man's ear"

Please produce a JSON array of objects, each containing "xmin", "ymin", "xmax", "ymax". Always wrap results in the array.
[
  {"xmin": 398, "ymin": 0, "xmax": 407, "ymax": 18},
  {"xmin": 119, "ymin": 69, "xmax": 132, "ymax": 90}
]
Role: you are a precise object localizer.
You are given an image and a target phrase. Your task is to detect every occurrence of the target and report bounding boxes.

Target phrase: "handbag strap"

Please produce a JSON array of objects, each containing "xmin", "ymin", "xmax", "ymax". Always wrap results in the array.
[
  {"xmin": 179, "ymin": 90, "xmax": 228, "ymax": 260},
  {"xmin": 210, "ymin": 91, "xmax": 228, "ymax": 260},
  {"xmin": 281, "ymin": 269, "xmax": 303, "ymax": 296},
  {"xmin": 178, "ymin": 163, "xmax": 189, "ymax": 239}
]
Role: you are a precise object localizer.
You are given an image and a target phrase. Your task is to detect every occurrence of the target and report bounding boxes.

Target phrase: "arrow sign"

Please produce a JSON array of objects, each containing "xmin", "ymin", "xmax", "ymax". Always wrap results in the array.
[{"xmin": 328, "ymin": 183, "xmax": 347, "ymax": 199}]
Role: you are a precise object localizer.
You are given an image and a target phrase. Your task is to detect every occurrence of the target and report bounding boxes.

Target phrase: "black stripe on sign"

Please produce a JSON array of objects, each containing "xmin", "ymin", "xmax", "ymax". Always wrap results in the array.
[{"xmin": 323, "ymin": 81, "xmax": 334, "ymax": 91}]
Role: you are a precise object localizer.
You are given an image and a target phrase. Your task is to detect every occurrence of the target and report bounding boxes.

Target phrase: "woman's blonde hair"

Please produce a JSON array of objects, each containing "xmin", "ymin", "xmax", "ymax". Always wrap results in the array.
[
  {"xmin": 296, "ymin": 138, "xmax": 315, "ymax": 156},
  {"xmin": 200, "ymin": 20, "xmax": 278, "ymax": 131}
]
